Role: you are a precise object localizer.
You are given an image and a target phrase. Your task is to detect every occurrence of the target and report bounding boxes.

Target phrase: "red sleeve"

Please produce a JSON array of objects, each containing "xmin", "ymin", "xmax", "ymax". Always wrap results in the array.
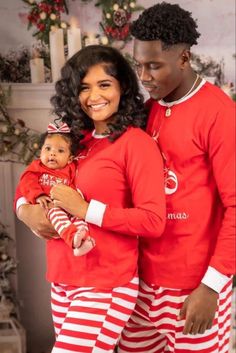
[
  {"xmin": 18, "ymin": 160, "xmax": 46, "ymax": 204},
  {"xmin": 102, "ymin": 129, "xmax": 166, "ymax": 238},
  {"xmin": 206, "ymin": 101, "xmax": 236, "ymax": 275},
  {"xmin": 13, "ymin": 184, "xmax": 23, "ymax": 212}
]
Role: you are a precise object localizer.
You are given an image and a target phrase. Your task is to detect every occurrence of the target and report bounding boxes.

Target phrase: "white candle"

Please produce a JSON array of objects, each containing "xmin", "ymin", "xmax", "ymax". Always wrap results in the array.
[
  {"xmin": 30, "ymin": 58, "xmax": 45, "ymax": 83},
  {"xmin": 67, "ymin": 27, "xmax": 82, "ymax": 59},
  {"xmin": 49, "ymin": 28, "xmax": 65, "ymax": 82}
]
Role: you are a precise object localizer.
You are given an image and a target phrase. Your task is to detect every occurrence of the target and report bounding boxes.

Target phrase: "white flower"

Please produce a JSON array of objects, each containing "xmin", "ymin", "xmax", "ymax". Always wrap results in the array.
[
  {"xmin": 50, "ymin": 13, "xmax": 57, "ymax": 21},
  {"xmin": 113, "ymin": 4, "xmax": 119, "ymax": 11},
  {"xmin": 28, "ymin": 0, "xmax": 35, "ymax": 3},
  {"xmin": 100, "ymin": 36, "xmax": 109, "ymax": 45},
  {"xmin": 4, "ymin": 147, "xmax": 8, "ymax": 152},
  {"xmin": 130, "ymin": 2, "xmax": 136, "ymax": 8},
  {"xmin": 123, "ymin": 5, "xmax": 127, "ymax": 10},
  {"xmin": 2, "ymin": 126, "xmax": 8, "ymax": 133},
  {"xmin": 106, "ymin": 13, "xmax": 111, "ymax": 19},
  {"xmin": 60, "ymin": 22, "xmax": 67, "ymax": 29},
  {"xmin": 14, "ymin": 128, "xmax": 20, "ymax": 136},
  {"xmin": 1, "ymin": 254, "xmax": 7, "ymax": 261},
  {"xmin": 39, "ymin": 12, "xmax": 47, "ymax": 20}
]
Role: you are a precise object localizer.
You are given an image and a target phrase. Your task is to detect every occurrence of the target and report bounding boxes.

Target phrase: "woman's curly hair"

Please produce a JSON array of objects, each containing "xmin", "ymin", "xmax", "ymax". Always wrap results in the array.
[
  {"xmin": 50, "ymin": 45, "xmax": 147, "ymax": 142},
  {"xmin": 131, "ymin": 2, "xmax": 200, "ymax": 49}
]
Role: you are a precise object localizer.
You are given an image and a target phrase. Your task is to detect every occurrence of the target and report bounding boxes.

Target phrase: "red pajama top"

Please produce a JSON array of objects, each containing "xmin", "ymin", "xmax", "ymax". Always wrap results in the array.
[
  {"xmin": 19, "ymin": 159, "xmax": 76, "ymax": 204},
  {"xmin": 140, "ymin": 81, "xmax": 236, "ymax": 289},
  {"xmin": 16, "ymin": 127, "xmax": 166, "ymax": 288}
]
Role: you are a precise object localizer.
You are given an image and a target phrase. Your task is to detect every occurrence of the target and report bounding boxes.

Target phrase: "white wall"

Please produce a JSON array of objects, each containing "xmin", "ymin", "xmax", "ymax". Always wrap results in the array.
[{"xmin": 2, "ymin": 84, "xmax": 55, "ymax": 353}]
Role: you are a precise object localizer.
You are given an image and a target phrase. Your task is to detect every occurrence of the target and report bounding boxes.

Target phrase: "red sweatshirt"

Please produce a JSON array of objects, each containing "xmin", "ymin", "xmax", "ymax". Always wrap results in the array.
[
  {"xmin": 19, "ymin": 159, "xmax": 76, "ymax": 204},
  {"xmin": 141, "ymin": 81, "xmax": 235, "ymax": 289},
  {"xmin": 16, "ymin": 127, "xmax": 166, "ymax": 288}
]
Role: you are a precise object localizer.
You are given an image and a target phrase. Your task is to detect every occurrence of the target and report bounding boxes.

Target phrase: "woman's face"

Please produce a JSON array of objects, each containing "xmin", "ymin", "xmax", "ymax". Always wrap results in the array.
[{"xmin": 79, "ymin": 63, "xmax": 121, "ymax": 134}]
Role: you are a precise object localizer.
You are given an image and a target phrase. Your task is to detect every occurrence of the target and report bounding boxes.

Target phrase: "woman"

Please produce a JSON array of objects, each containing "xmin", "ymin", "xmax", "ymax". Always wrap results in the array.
[{"xmin": 16, "ymin": 45, "xmax": 166, "ymax": 352}]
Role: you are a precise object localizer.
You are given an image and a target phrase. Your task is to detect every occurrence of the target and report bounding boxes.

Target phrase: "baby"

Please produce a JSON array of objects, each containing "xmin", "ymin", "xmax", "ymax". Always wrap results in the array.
[{"xmin": 18, "ymin": 122, "xmax": 95, "ymax": 256}]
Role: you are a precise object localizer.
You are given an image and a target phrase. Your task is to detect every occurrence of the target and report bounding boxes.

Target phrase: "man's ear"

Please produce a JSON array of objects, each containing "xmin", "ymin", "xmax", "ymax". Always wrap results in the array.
[{"xmin": 181, "ymin": 49, "xmax": 191, "ymax": 67}]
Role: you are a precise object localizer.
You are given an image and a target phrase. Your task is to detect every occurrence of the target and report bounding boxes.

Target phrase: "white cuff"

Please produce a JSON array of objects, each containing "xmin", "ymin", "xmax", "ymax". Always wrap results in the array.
[
  {"xmin": 201, "ymin": 266, "xmax": 230, "ymax": 293},
  {"xmin": 85, "ymin": 199, "xmax": 106, "ymax": 227},
  {"xmin": 16, "ymin": 197, "xmax": 29, "ymax": 212}
]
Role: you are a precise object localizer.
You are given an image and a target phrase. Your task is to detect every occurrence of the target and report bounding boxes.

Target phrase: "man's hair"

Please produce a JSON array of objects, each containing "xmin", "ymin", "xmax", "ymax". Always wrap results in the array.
[{"xmin": 131, "ymin": 2, "xmax": 200, "ymax": 48}]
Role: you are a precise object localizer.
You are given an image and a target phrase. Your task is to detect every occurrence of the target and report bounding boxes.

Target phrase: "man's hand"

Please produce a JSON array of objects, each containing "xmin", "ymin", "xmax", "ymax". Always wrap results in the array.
[
  {"xmin": 17, "ymin": 204, "xmax": 59, "ymax": 240},
  {"xmin": 178, "ymin": 283, "xmax": 218, "ymax": 335}
]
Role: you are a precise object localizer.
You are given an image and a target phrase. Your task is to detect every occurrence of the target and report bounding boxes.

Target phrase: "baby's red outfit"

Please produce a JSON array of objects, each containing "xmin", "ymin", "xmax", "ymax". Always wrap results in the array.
[{"xmin": 19, "ymin": 159, "xmax": 93, "ymax": 255}]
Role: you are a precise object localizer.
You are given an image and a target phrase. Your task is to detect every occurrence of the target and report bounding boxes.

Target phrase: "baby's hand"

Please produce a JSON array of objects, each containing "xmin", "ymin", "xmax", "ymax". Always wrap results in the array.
[{"xmin": 36, "ymin": 195, "xmax": 52, "ymax": 210}]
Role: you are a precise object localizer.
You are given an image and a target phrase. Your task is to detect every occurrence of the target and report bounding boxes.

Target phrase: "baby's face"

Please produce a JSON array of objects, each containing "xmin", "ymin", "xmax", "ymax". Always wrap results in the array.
[{"xmin": 40, "ymin": 134, "xmax": 73, "ymax": 169}]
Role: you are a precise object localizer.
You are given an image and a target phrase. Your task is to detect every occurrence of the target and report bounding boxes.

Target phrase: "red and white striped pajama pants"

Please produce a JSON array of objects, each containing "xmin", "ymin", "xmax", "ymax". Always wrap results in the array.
[
  {"xmin": 50, "ymin": 276, "xmax": 139, "ymax": 353},
  {"xmin": 118, "ymin": 279, "xmax": 232, "ymax": 353}
]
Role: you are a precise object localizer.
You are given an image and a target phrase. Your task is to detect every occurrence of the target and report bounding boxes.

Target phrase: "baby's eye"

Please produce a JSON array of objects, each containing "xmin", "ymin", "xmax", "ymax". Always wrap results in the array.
[
  {"xmin": 58, "ymin": 149, "xmax": 65, "ymax": 153},
  {"xmin": 45, "ymin": 146, "xmax": 50, "ymax": 151}
]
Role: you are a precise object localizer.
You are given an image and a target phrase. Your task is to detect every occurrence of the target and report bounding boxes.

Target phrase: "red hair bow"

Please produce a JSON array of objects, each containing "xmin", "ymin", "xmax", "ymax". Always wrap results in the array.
[{"xmin": 47, "ymin": 122, "xmax": 71, "ymax": 134}]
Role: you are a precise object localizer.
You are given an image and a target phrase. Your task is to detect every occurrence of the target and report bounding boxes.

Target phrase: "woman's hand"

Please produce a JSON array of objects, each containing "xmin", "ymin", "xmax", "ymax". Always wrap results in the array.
[
  {"xmin": 50, "ymin": 184, "xmax": 89, "ymax": 219},
  {"xmin": 17, "ymin": 204, "xmax": 59, "ymax": 240}
]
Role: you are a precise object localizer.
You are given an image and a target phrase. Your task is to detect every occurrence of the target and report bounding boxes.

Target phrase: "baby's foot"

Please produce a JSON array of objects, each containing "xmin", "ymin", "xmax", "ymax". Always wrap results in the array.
[{"xmin": 73, "ymin": 227, "xmax": 95, "ymax": 256}]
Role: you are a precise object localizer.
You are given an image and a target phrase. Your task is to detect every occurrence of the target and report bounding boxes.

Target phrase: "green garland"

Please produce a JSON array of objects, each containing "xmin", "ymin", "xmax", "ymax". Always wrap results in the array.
[{"xmin": 0, "ymin": 85, "xmax": 40, "ymax": 165}]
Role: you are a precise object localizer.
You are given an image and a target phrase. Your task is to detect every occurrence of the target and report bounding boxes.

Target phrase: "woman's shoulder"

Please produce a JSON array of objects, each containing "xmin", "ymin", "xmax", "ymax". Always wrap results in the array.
[
  {"xmin": 124, "ymin": 126, "xmax": 154, "ymax": 141},
  {"xmin": 120, "ymin": 127, "xmax": 158, "ymax": 154}
]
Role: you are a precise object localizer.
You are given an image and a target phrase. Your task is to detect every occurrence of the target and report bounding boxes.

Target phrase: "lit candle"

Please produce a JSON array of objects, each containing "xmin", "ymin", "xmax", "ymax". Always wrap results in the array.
[
  {"xmin": 49, "ymin": 28, "xmax": 65, "ymax": 82},
  {"xmin": 84, "ymin": 33, "xmax": 99, "ymax": 47},
  {"xmin": 30, "ymin": 50, "xmax": 45, "ymax": 84},
  {"xmin": 67, "ymin": 17, "xmax": 82, "ymax": 59}
]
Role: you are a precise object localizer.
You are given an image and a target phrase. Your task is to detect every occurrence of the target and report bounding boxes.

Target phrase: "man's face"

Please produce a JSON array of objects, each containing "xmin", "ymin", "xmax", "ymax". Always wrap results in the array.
[{"xmin": 133, "ymin": 39, "xmax": 185, "ymax": 101}]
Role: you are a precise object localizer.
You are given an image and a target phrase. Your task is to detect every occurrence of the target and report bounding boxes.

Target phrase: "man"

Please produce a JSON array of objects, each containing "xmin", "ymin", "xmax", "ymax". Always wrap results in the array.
[{"xmin": 117, "ymin": 2, "xmax": 235, "ymax": 352}]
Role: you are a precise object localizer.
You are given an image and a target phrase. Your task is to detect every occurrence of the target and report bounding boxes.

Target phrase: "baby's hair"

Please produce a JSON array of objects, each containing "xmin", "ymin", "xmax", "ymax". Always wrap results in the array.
[
  {"xmin": 39, "ymin": 132, "xmax": 80, "ymax": 156},
  {"xmin": 131, "ymin": 1, "xmax": 200, "ymax": 49}
]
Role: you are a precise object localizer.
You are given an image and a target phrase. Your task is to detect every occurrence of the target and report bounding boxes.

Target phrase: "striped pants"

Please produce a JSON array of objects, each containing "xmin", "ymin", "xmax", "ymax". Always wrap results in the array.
[
  {"xmin": 48, "ymin": 207, "xmax": 89, "ymax": 248},
  {"xmin": 50, "ymin": 276, "xmax": 139, "ymax": 352},
  {"xmin": 118, "ymin": 279, "xmax": 232, "ymax": 353}
]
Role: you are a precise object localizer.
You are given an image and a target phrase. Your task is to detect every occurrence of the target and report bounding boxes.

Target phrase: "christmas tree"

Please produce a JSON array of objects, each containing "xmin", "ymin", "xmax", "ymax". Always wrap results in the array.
[{"xmin": 0, "ymin": 221, "xmax": 18, "ymax": 319}]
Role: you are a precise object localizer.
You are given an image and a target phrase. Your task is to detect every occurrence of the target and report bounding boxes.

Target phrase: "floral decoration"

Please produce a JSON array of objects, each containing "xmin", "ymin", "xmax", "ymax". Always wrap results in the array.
[
  {"xmin": 95, "ymin": 1, "xmax": 143, "ymax": 48},
  {"xmin": 21, "ymin": 0, "xmax": 69, "ymax": 45},
  {"xmin": 0, "ymin": 85, "xmax": 40, "ymax": 165}
]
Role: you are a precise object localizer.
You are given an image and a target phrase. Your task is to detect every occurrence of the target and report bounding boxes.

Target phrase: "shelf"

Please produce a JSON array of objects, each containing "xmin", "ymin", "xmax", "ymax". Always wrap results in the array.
[{"xmin": 1, "ymin": 83, "xmax": 55, "ymax": 109}]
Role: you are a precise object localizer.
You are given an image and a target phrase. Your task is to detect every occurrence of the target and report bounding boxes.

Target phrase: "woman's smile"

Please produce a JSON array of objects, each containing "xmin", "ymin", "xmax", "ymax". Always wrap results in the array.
[{"xmin": 79, "ymin": 63, "xmax": 121, "ymax": 133}]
